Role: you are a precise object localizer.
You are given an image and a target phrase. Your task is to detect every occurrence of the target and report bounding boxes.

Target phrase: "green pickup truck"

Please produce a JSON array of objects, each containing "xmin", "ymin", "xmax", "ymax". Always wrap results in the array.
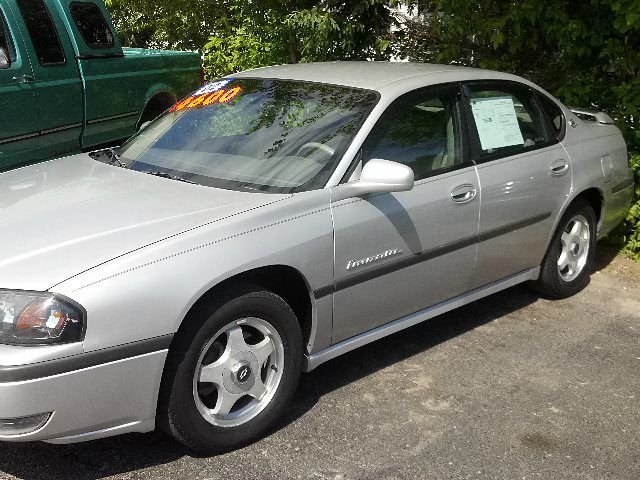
[{"xmin": 0, "ymin": 0, "xmax": 201, "ymax": 171}]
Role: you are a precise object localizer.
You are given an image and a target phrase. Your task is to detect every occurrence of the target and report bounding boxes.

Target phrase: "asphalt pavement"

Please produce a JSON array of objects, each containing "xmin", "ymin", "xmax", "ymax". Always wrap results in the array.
[{"xmin": 0, "ymin": 245, "xmax": 638, "ymax": 480}]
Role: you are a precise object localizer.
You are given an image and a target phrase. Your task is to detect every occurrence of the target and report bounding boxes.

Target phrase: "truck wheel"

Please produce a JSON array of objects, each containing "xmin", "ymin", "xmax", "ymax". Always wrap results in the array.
[
  {"xmin": 158, "ymin": 287, "xmax": 303, "ymax": 453},
  {"xmin": 137, "ymin": 94, "xmax": 175, "ymax": 130},
  {"xmin": 532, "ymin": 198, "xmax": 597, "ymax": 299}
]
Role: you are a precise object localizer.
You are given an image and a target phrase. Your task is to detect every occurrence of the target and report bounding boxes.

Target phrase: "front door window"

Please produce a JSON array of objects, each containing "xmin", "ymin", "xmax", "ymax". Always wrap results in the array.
[{"xmin": 363, "ymin": 89, "xmax": 464, "ymax": 180}]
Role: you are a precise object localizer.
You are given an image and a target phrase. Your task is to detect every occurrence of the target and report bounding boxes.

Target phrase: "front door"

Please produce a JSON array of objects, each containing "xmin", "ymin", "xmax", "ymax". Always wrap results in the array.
[
  {"xmin": 13, "ymin": 0, "xmax": 84, "ymax": 161},
  {"xmin": 330, "ymin": 84, "xmax": 481, "ymax": 343},
  {"xmin": 0, "ymin": 2, "xmax": 37, "ymax": 170},
  {"xmin": 461, "ymin": 81, "xmax": 573, "ymax": 289}
]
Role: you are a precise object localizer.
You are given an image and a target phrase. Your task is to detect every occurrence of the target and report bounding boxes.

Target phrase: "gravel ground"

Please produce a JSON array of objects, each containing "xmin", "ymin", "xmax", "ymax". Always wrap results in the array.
[{"xmin": 0, "ymin": 245, "xmax": 638, "ymax": 480}]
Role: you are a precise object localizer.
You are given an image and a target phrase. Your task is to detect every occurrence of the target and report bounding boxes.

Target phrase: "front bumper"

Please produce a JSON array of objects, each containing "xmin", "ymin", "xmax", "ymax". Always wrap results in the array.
[{"xmin": 0, "ymin": 341, "xmax": 169, "ymax": 444}]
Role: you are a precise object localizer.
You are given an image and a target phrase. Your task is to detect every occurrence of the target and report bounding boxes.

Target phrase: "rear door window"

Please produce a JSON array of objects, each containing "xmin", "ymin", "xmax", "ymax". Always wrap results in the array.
[
  {"xmin": 0, "ymin": 8, "xmax": 15, "ymax": 67},
  {"xmin": 537, "ymin": 93, "xmax": 565, "ymax": 138},
  {"xmin": 464, "ymin": 83, "xmax": 551, "ymax": 161},
  {"xmin": 16, "ymin": 0, "xmax": 66, "ymax": 65},
  {"xmin": 70, "ymin": 2, "xmax": 114, "ymax": 49}
]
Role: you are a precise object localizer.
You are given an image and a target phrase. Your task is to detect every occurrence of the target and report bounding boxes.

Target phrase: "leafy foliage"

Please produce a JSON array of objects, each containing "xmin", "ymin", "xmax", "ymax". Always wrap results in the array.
[
  {"xmin": 105, "ymin": 0, "xmax": 222, "ymax": 50},
  {"xmin": 285, "ymin": 0, "xmax": 398, "ymax": 62},
  {"xmin": 619, "ymin": 154, "xmax": 640, "ymax": 260},
  {"xmin": 107, "ymin": 0, "xmax": 398, "ymax": 78},
  {"xmin": 629, "ymin": 160, "xmax": 640, "ymax": 260},
  {"xmin": 202, "ymin": 4, "xmax": 292, "ymax": 79}
]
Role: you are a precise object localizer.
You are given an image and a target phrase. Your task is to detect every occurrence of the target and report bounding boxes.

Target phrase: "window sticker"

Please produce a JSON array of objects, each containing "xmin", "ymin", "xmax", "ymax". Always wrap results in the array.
[
  {"xmin": 169, "ymin": 85, "xmax": 243, "ymax": 112},
  {"xmin": 194, "ymin": 78, "xmax": 234, "ymax": 96},
  {"xmin": 470, "ymin": 96, "xmax": 524, "ymax": 151}
]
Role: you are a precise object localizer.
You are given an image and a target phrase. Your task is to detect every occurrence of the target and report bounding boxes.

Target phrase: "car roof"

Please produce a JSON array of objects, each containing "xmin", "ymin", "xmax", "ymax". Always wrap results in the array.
[{"xmin": 232, "ymin": 61, "xmax": 530, "ymax": 95}]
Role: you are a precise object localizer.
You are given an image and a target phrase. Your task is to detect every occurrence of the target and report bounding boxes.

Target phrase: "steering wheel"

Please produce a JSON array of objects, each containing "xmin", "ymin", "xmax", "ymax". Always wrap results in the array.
[{"xmin": 296, "ymin": 142, "xmax": 335, "ymax": 158}]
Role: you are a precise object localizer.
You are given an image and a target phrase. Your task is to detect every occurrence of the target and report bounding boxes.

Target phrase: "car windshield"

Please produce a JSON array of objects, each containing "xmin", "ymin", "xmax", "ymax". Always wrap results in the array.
[{"xmin": 117, "ymin": 78, "xmax": 379, "ymax": 193}]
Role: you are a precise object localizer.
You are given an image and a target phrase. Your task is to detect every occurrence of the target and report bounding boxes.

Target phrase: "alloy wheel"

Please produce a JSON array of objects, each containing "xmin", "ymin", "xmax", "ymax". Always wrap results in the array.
[
  {"xmin": 557, "ymin": 214, "xmax": 591, "ymax": 282},
  {"xmin": 192, "ymin": 317, "xmax": 284, "ymax": 428}
]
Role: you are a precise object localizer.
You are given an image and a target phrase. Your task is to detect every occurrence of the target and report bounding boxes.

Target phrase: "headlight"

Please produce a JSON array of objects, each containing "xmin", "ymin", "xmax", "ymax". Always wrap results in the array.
[{"xmin": 0, "ymin": 290, "xmax": 84, "ymax": 345}]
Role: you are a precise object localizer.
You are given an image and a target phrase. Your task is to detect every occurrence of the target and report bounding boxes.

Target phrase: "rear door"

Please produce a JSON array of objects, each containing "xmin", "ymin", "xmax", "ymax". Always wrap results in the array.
[
  {"xmin": 330, "ymin": 84, "xmax": 481, "ymax": 343},
  {"xmin": 57, "ymin": 0, "xmax": 136, "ymax": 148},
  {"xmin": 462, "ymin": 81, "xmax": 572, "ymax": 289},
  {"xmin": 13, "ymin": 0, "xmax": 83, "ymax": 160},
  {"xmin": 0, "ymin": 1, "xmax": 38, "ymax": 170}
]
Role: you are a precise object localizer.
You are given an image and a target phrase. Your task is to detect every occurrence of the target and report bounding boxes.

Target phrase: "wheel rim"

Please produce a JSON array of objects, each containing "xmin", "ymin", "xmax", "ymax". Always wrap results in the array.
[
  {"xmin": 192, "ymin": 317, "xmax": 284, "ymax": 428},
  {"xmin": 557, "ymin": 214, "xmax": 590, "ymax": 282}
]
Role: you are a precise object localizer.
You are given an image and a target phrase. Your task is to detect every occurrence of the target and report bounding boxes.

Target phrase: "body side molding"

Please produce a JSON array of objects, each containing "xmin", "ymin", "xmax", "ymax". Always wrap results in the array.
[
  {"xmin": 611, "ymin": 177, "xmax": 635, "ymax": 195},
  {"xmin": 304, "ymin": 267, "xmax": 540, "ymax": 371},
  {"xmin": 314, "ymin": 212, "xmax": 550, "ymax": 299}
]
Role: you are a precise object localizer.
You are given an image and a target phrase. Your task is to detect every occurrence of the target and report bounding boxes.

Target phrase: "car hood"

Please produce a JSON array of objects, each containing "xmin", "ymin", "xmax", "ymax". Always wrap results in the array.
[{"xmin": 0, "ymin": 154, "xmax": 288, "ymax": 291}]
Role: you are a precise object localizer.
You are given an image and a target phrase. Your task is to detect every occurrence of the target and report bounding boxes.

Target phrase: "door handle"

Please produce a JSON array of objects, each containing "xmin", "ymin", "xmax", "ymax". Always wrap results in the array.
[
  {"xmin": 12, "ymin": 75, "xmax": 34, "ymax": 84},
  {"xmin": 450, "ymin": 184, "xmax": 477, "ymax": 203},
  {"xmin": 550, "ymin": 159, "xmax": 569, "ymax": 177}
]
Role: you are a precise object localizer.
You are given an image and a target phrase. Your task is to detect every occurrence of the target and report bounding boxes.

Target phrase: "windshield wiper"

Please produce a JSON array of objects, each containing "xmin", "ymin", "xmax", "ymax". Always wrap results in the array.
[
  {"xmin": 145, "ymin": 171, "xmax": 196, "ymax": 184},
  {"xmin": 89, "ymin": 148, "xmax": 126, "ymax": 168}
]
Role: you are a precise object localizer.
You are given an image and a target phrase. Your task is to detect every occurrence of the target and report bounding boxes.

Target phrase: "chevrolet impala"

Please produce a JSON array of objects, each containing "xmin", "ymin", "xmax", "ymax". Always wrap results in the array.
[{"xmin": 0, "ymin": 62, "xmax": 634, "ymax": 452}]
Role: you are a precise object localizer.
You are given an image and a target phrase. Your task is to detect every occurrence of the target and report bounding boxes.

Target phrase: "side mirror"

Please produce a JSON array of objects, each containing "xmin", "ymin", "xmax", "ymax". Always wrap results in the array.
[
  {"xmin": 331, "ymin": 158, "xmax": 414, "ymax": 202},
  {"xmin": 0, "ymin": 48, "xmax": 10, "ymax": 69}
]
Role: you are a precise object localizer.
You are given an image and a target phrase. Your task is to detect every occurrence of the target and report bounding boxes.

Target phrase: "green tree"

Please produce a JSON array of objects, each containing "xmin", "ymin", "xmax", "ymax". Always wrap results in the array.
[
  {"xmin": 286, "ymin": 0, "xmax": 398, "ymax": 62},
  {"xmin": 202, "ymin": 0, "xmax": 398, "ymax": 78},
  {"xmin": 105, "ymin": 0, "xmax": 224, "ymax": 50},
  {"xmin": 107, "ymin": 0, "xmax": 399, "ymax": 79},
  {"xmin": 202, "ymin": 1, "xmax": 305, "ymax": 79}
]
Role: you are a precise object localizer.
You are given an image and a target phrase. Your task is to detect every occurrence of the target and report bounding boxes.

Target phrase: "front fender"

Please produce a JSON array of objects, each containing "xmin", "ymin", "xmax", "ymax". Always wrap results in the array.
[{"xmin": 51, "ymin": 189, "xmax": 335, "ymax": 355}]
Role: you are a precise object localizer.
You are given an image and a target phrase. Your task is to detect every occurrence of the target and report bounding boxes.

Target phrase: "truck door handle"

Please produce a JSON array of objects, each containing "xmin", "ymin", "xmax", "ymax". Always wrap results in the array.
[
  {"xmin": 450, "ymin": 184, "xmax": 477, "ymax": 203},
  {"xmin": 12, "ymin": 75, "xmax": 34, "ymax": 84},
  {"xmin": 550, "ymin": 160, "xmax": 569, "ymax": 176}
]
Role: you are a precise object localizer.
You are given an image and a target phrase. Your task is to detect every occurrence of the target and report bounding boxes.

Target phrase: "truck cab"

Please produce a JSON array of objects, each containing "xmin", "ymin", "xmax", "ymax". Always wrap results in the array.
[{"xmin": 0, "ymin": 0, "xmax": 201, "ymax": 171}]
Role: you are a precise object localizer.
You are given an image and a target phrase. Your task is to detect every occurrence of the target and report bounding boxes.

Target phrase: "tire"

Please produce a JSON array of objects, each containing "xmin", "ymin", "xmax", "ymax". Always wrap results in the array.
[
  {"xmin": 532, "ymin": 198, "xmax": 597, "ymax": 299},
  {"xmin": 157, "ymin": 285, "xmax": 303, "ymax": 453}
]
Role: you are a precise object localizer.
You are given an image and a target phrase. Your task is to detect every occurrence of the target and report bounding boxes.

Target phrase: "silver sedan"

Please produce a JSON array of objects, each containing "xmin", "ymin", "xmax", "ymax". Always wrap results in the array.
[{"xmin": 0, "ymin": 62, "xmax": 634, "ymax": 452}]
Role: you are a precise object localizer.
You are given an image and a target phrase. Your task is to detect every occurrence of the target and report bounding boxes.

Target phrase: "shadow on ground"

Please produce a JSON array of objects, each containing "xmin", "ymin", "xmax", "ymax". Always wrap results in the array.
[
  {"xmin": 0, "ymin": 280, "xmax": 543, "ymax": 480},
  {"xmin": 593, "ymin": 241, "xmax": 623, "ymax": 272}
]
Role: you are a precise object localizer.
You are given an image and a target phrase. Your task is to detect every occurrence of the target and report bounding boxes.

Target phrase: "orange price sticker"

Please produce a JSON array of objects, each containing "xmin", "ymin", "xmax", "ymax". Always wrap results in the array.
[
  {"xmin": 218, "ymin": 86, "xmax": 242, "ymax": 103},
  {"xmin": 202, "ymin": 90, "xmax": 225, "ymax": 105},
  {"xmin": 168, "ymin": 86, "xmax": 243, "ymax": 113}
]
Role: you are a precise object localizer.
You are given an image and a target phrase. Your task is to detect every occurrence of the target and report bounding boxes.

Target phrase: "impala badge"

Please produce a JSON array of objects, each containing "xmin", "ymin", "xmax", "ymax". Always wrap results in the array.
[{"xmin": 346, "ymin": 249, "xmax": 402, "ymax": 270}]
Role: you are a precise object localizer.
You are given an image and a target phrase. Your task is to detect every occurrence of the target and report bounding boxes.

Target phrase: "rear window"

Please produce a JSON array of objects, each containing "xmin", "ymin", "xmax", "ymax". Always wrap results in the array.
[
  {"xmin": 17, "ymin": 0, "xmax": 65, "ymax": 66},
  {"xmin": 16, "ymin": 0, "xmax": 65, "ymax": 65},
  {"xmin": 70, "ymin": 2, "xmax": 114, "ymax": 49}
]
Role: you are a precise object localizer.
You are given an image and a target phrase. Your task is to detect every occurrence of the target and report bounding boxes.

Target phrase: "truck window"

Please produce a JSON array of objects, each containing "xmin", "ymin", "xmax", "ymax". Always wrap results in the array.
[
  {"xmin": 0, "ymin": 8, "xmax": 15, "ymax": 66},
  {"xmin": 70, "ymin": 2, "xmax": 114, "ymax": 49},
  {"xmin": 16, "ymin": 0, "xmax": 65, "ymax": 65}
]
